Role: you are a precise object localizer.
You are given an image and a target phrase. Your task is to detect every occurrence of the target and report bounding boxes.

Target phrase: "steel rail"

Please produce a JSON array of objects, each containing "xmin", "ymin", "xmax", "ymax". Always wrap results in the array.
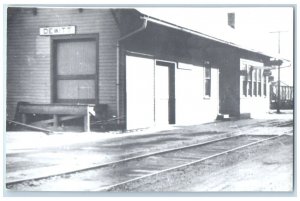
[
  {"xmin": 6, "ymin": 134, "xmax": 244, "ymax": 187},
  {"xmin": 7, "ymin": 118, "xmax": 292, "ymax": 189},
  {"xmin": 94, "ymin": 134, "xmax": 285, "ymax": 191},
  {"xmin": 6, "ymin": 119, "xmax": 292, "ymax": 187}
]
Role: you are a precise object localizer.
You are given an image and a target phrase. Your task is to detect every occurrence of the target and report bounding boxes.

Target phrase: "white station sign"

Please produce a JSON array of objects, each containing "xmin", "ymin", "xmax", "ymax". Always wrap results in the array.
[{"xmin": 39, "ymin": 26, "xmax": 76, "ymax": 36}]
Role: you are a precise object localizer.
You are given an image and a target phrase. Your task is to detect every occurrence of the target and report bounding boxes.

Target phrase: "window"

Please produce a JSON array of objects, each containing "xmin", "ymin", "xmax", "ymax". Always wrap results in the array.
[
  {"xmin": 240, "ymin": 64, "xmax": 247, "ymax": 96},
  {"xmin": 248, "ymin": 66, "xmax": 253, "ymax": 96},
  {"xmin": 253, "ymin": 69, "xmax": 257, "ymax": 96},
  {"xmin": 204, "ymin": 64, "xmax": 211, "ymax": 97},
  {"xmin": 258, "ymin": 69, "xmax": 262, "ymax": 96},
  {"xmin": 263, "ymin": 75, "xmax": 267, "ymax": 96},
  {"xmin": 240, "ymin": 63, "xmax": 265, "ymax": 98},
  {"xmin": 243, "ymin": 80, "xmax": 247, "ymax": 96},
  {"xmin": 53, "ymin": 35, "xmax": 98, "ymax": 104}
]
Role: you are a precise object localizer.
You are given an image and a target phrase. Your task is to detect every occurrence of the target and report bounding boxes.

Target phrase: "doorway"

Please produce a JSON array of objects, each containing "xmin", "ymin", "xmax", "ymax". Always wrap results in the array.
[
  {"xmin": 155, "ymin": 60, "xmax": 175, "ymax": 125},
  {"xmin": 125, "ymin": 56, "xmax": 175, "ymax": 130},
  {"xmin": 52, "ymin": 34, "xmax": 98, "ymax": 104}
]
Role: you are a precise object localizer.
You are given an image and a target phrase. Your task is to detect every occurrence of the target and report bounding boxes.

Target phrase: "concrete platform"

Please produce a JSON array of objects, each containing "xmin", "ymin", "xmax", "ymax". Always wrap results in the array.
[{"xmin": 5, "ymin": 111, "xmax": 293, "ymax": 184}]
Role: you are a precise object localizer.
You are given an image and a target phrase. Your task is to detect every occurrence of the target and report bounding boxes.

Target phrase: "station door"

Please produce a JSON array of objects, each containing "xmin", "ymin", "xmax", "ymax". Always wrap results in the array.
[
  {"xmin": 53, "ymin": 37, "xmax": 97, "ymax": 104},
  {"xmin": 154, "ymin": 64, "xmax": 169, "ymax": 125},
  {"xmin": 126, "ymin": 55, "xmax": 175, "ymax": 130}
]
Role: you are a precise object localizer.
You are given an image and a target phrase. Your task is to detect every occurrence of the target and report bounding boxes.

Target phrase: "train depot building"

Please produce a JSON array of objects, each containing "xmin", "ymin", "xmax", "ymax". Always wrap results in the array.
[{"xmin": 6, "ymin": 8, "xmax": 281, "ymax": 131}]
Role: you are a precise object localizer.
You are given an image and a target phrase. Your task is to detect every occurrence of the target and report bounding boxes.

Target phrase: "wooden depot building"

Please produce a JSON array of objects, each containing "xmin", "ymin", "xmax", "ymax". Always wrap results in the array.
[{"xmin": 6, "ymin": 8, "xmax": 280, "ymax": 131}]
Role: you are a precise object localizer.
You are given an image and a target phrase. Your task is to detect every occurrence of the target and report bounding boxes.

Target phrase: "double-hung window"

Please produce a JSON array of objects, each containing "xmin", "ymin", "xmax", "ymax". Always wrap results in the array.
[
  {"xmin": 241, "ymin": 64, "xmax": 247, "ymax": 96},
  {"xmin": 248, "ymin": 66, "xmax": 253, "ymax": 96},
  {"xmin": 204, "ymin": 62, "xmax": 211, "ymax": 97},
  {"xmin": 253, "ymin": 69, "xmax": 257, "ymax": 96},
  {"xmin": 263, "ymin": 75, "xmax": 267, "ymax": 96},
  {"xmin": 258, "ymin": 69, "xmax": 262, "ymax": 96},
  {"xmin": 241, "ymin": 61, "xmax": 265, "ymax": 98}
]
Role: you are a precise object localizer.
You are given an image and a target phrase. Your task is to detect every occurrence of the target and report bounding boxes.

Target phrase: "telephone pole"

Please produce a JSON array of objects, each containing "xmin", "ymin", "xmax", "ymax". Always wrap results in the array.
[{"xmin": 269, "ymin": 30, "xmax": 287, "ymax": 114}]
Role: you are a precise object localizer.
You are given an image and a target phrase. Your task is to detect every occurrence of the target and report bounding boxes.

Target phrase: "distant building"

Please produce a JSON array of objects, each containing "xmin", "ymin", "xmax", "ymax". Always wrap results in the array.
[
  {"xmin": 6, "ymin": 8, "xmax": 283, "ymax": 131},
  {"xmin": 270, "ymin": 81, "xmax": 293, "ymax": 110}
]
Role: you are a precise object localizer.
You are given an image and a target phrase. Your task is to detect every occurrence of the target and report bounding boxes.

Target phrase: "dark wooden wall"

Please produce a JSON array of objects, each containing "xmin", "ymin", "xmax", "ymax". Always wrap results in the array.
[{"xmin": 7, "ymin": 8, "xmax": 121, "ymax": 119}]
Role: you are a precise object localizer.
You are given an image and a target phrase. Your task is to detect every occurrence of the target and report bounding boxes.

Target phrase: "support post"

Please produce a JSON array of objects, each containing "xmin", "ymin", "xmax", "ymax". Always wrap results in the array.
[
  {"xmin": 277, "ymin": 64, "xmax": 281, "ymax": 113},
  {"xmin": 269, "ymin": 30, "xmax": 287, "ymax": 113}
]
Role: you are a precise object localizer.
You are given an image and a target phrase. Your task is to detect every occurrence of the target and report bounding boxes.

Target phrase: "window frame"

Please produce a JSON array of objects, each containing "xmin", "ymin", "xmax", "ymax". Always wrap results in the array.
[
  {"xmin": 258, "ymin": 69, "xmax": 262, "ymax": 96},
  {"xmin": 253, "ymin": 69, "xmax": 257, "ymax": 96},
  {"xmin": 247, "ymin": 66, "xmax": 253, "ymax": 97},
  {"xmin": 204, "ymin": 61, "xmax": 212, "ymax": 99},
  {"xmin": 51, "ymin": 33, "xmax": 99, "ymax": 104},
  {"xmin": 240, "ymin": 63, "xmax": 247, "ymax": 97},
  {"xmin": 240, "ymin": 59, "xmax": 266, "ymax": 99},
  {"xmin": 263, "ymin": 75, "xmax": 267, "ymax": 97}
]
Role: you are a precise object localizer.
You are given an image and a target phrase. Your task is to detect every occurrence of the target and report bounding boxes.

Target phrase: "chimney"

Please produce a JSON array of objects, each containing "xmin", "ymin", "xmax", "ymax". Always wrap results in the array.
[{"xmin": 228, "ymin": 12, "xmax": 235, "ymax": 29}]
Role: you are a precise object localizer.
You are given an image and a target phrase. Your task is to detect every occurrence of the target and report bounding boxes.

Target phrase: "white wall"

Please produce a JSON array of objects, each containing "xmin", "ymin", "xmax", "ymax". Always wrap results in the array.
[
  {"xmin": 240, "ymin": 97, "xmax": 270, "ymax": 118},
  {"xmin": 126, "ymin": 56, "xmax": 220, "ymax": 129},
  {"xmin": 126, "ymin": 56, "xmax": 155, "ymax": 130},
  {"xmin": 175, "ymin": 63, "xmax": 219, "ymax": 125}
]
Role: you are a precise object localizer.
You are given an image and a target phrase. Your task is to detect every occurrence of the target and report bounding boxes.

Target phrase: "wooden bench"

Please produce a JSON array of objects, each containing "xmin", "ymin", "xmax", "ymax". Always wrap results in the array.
[{"xmin": 17, "ymin": 103, "xmax": 95, "ymax": 132}]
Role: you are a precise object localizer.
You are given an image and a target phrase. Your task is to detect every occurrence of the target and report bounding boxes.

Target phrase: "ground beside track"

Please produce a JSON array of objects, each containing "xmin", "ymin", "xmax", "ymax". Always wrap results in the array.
[
  {"xmin": 182, "ymin": 135, "xmax": 293, "ymax": 191},
  {"xmin": 130, "ymin": 134, "xmax": 293, "ymax": 192},
  {"xmin": 5, "ymin": 110, "xmax": 294, "ymax": 191}
]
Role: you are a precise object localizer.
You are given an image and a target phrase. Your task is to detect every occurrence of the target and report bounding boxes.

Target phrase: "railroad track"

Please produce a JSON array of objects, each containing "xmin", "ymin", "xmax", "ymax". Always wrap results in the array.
[
  {"xmin": 6, "ymin": 134, "xmax": 288, "ymax": 191},
  {"xmin": 247, "ymin": 119, "xmax": 293, "ymax": 128}
]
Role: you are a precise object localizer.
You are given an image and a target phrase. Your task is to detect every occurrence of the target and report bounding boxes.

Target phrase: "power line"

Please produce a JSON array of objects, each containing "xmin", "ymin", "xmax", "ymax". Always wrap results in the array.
[
  {"xmin": 269, "ymin": 30, "xmax": 288, "ymax": 113},
  {"xmin": 269, "ymin": 30, "xmax": 288, "ymax": 54}
]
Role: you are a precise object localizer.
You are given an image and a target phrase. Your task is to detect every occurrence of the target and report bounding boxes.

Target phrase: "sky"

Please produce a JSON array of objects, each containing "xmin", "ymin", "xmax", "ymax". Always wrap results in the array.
[{"xmin": 137, "ymin": 7, "xmax": 294, "ymax": 85}]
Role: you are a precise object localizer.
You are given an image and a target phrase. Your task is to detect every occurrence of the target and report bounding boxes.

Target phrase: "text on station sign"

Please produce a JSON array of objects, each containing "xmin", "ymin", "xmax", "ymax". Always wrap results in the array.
[{"xmin": 39, "ymin": 26, "xmax": 76, "ymax": 36}]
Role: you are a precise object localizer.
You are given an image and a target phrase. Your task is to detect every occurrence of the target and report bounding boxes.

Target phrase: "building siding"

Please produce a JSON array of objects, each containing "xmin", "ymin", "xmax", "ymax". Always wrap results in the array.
[
  {"xmin": 7, "ymin": 8, "xmax": 121, "ymax": 119},
  {"xmin": 125, "ymin": 56, "xmax": 220, "ymax": 129},
  {"xmin": 7, "ymin": 8, "xmax": 273, "ymax": 129},
  {"xmin": 176, "ymin": 62, "xmax": 219, "ymax": 124}
]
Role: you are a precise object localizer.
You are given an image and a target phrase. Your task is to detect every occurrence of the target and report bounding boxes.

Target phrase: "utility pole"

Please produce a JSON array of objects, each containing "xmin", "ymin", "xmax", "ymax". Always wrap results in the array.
[{"xmin": 269, "ymin": 31, "xmax": 287, "ymax": 114}]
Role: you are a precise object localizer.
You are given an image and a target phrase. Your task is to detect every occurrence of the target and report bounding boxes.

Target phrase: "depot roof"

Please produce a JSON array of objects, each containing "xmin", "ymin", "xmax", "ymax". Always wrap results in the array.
[{"xmin": 140, "ymin": 13, "xmax": 289, "ymax": 63}]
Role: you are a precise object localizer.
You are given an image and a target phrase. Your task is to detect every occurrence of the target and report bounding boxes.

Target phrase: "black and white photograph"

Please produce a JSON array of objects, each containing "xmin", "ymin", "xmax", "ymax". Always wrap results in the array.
[{"xmin": 3, "ymin": 2, "xmax": 295, "ymax": 195}]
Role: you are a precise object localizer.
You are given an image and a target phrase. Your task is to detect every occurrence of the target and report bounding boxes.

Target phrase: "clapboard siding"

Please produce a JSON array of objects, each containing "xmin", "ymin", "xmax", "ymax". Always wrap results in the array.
[{"xmin": 7, "ymin": 8, "xmax": 121, "ymax": 119}]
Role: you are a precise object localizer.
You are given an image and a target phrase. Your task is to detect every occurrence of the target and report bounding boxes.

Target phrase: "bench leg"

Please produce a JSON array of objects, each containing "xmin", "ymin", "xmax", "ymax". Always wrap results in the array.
[
  {"xmin": 84, "ymin": 113, "xmax": 90, "ymax": 132},
  {"xmin": 53, "ymin": 115, "xmax": 59, "ymax": 128}
]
